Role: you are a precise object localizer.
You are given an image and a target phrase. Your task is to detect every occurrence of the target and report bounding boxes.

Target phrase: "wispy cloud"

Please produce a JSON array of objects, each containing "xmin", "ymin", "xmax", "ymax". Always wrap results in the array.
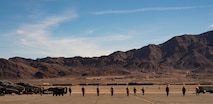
[
  {"xmin": 18, "ymin": 36, "xmax": 112, "ymax": 58},
  {"xmin": 11, "ymin": 10, "xmax": 114, "ymax": 58},
  {"xmin": 91, "ymin": 6, "xmax": 213, "ymax": 15},
  {"xmin": 208, "ymin": 24, "xmax": 213, "ymax": 28},
  {"xmin": 16, "ymin": 14, "xmax": 76, "ymax": 42}
]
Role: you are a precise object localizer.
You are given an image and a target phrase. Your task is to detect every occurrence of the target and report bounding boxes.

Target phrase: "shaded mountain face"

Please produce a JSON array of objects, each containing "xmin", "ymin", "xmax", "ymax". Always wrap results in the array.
[{"xmin": 0, "ymin": 30, "xmax": 213, "ymax": 79}]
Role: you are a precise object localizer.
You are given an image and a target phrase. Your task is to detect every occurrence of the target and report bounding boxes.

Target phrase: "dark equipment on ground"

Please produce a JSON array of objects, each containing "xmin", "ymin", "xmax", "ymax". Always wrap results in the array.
[
  {"xmin": 198, "ymin": 85, "xmax": 213, "ymax": 93},
  {"xmin": 0, "ymin": 80, "xmax": 25, "ymax": 94},
  {"xmin": 47, "ymin": 87, "xmax": 67, "ymax": 96},
  {"xmin": 16, "ymin": 82, "xmax": 41, "ymax": 94},
  {"xmin": 0, "ymin": 86, "xmax": 5, "ymax": 95}
]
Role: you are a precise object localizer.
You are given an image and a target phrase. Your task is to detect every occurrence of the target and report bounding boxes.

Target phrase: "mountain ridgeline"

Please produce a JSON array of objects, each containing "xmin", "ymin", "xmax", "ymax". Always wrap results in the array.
[{"xmin": 0, "ymin": 30, "xmax": 213, "ymax": 79}]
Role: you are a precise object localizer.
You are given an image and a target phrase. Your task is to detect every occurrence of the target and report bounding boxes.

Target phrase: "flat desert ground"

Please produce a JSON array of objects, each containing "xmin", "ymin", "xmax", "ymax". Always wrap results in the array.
[{"xmin": 0, "ymin": 85, "xmax": 213, "ymax": 104}]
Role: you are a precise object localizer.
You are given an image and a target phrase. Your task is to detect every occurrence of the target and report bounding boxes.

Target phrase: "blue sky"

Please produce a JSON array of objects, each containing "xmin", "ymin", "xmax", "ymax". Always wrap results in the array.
[{"xmin": 0, "ymin": 0, "xmax": 213, "ymax": 59}]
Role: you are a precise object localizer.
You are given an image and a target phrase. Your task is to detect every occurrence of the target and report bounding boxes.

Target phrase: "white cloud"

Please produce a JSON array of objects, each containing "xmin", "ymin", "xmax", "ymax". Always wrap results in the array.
[
  {"xmin": 20, "ymin": 34, "xmax": 117, "ymax": 58},
  {"xmin": 91, "ymin": 6, "xmax": 213, "ymax": 15},
  {"xmin": 208, "ymin": 24, "xmax": 213, "ymax": 28},
  {"xmin": 11, "ymin": 10, "xmax": 115, "ymax": 58},
  {"xmin": 16, "ymin": 30, "xmax": 25, "ymax": 35},
  {"xmin": 16, "ymin": 10, "xmax": 77, "ymax": 41}
]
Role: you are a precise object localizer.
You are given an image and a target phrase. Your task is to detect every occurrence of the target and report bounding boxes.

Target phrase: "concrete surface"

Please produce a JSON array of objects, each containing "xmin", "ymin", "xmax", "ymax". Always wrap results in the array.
[{"xmin": 0, "ymin": 92, "xmax": 212, "ymax": 104}]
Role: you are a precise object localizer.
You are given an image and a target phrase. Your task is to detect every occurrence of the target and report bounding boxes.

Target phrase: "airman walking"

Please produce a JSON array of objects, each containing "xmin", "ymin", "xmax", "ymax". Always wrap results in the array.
[
  {"xmin": 166, "ymin": 86, "xmax": 169, "ymax": 96},
  {"xmin": 82, "ymin": 87, "xmax": 85, "ymax": 96},
  {"xmin": 133, "ymin": 87, "xmax": 137, "ymax": 96},
  {"xmin": 182, "ymin": 86, "xmax": 186, "ymax": 96},
  {"xmin": 97, "ymin": 87, "xmax": 100, "ymax": 96},
  {"xmin": 141, "ymin": 87, "xmax": 145, "ymax": 95},
  {"xmin": 126, "ymin": 87, "xmax": 129, "ymax": 96},
  {"xmin": 110, "ymin": 87, "xmax": 114, "ymax": 96},
  {"xmin": 69, "ymin": 87, "xmax": 72, "ymax": 96}
]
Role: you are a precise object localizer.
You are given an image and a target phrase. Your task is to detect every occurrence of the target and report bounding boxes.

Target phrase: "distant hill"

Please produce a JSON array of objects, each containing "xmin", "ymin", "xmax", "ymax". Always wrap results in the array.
[{"xmin": 0, "ymin": 30, "xmax": 213, "ymax": 79}]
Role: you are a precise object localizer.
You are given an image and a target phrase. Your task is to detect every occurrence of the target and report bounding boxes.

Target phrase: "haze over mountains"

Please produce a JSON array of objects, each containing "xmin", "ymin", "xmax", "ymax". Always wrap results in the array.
[{"xmin": 0, "ymin": 30, "xmax": 213, "ymax": 79}]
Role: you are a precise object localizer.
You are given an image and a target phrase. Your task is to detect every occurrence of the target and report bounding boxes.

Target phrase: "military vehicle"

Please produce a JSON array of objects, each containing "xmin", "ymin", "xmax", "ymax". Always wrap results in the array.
[
  {"xmin": 198, "ymin": 85, "xmax": 213, "ymax": 93},
  {"xmin": 47, "ymin": 87, "xmax": 67, "ymax": 96},
  {"xmin": 0, "ymin": 80, "xmax": 25, "ymax": 94}
]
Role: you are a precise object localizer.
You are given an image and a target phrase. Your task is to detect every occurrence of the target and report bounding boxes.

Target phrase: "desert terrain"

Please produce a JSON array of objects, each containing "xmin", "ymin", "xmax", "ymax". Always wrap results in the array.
[
  {"xmin": 0, "ymin": 30, "xmax": 213, "ymax": 104},
  {"xmin": 1, "ymin": 31, "xmax": 213, "ymax": 81}
]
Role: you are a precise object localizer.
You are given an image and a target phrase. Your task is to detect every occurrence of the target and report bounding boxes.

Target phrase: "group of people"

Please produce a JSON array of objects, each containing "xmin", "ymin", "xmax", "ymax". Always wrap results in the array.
[
  {"xmin": 68, "ymin": 86, "xmax": 144, "ymax": 96},
  {"xmin": 68, "ymin": 86, "xmax": 98, "ymax": 96},
  {"xmin": 126, "ymin": 87, "xmax": 144, "ymax": 96},
  {"xmin": 165, "ymin": 86, "xmax": 186, "ymax": 96},
  {"xmin": 67, "ymin": 86, "xmax": 187, "ymax": 96}
]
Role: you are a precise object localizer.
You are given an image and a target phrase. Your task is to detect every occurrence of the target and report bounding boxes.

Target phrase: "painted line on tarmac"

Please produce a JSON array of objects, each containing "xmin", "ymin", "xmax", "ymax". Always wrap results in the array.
[
  {"xmin": 95, "ymin": 93, "xmax": 104, "ymax": 104},
  {"xmin": 133, "ymin": 95, "xmax": 156, "ymax": 104}
]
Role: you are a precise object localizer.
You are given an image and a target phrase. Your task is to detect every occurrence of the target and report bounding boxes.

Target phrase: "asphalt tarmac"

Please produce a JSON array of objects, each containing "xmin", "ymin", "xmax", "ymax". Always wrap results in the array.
[{"xmin": 0, "ymin": 92, "xmax": 212, "ymax": 104}]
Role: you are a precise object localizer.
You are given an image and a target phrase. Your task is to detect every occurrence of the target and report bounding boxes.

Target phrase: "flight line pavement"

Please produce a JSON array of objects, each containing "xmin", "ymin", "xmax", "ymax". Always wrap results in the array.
[{"xmin": 0, "ymin": 92, "xmax": 212, "ymax": 104}]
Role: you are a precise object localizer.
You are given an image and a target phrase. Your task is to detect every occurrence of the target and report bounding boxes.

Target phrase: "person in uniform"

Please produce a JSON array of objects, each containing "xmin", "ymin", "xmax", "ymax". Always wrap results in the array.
[
  {"xmin": 166, "ymin": 86, "xmax": 169, "ymax": 96},
  {"xmin": 82, "ymin": 87, "xmax": 85, "ymax": 96},
  {"xmin": 69, "ymin": 87, "xmax": 72, "ymax": 96},
  {"xmin": 39, "ymin": 87, "xmax": 44, "ymax": 96},
  {"xmin": 110, "ymin": 87, "xmax": 114, "ymax": 96},
  {"xmin": 182, "ymin": 86, "xmax": 186, "ymax": 96},
  {"xmin": 126, "ymin": 87, "xmax": 129, "ymax": 96},
  {"xmin": 141, "ymin": 87, "xmax": 145, "ymax": 95},
  {"xmin": 97, "ymin": 87, "xmax": 100, "ymax": 96},
  {"xmin": 196, "ymin": 87, "xmax": 199, "ymax": 96},
  {"xmin": 133, "ymin": 87, "xmax": 137, "ymax": 96}
]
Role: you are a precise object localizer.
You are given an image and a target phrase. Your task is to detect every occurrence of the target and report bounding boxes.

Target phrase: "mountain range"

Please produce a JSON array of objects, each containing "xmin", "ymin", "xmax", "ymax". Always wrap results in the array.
[{"xmin": 0, "ymin": 30, "xmax": 213, "ymax": 79}]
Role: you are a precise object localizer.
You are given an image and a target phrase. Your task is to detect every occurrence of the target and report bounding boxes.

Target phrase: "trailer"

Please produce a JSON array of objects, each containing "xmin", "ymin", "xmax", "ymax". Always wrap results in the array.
[{"xmin": 198, "ymin": 85, "xmax": 213, "ymax": 93}]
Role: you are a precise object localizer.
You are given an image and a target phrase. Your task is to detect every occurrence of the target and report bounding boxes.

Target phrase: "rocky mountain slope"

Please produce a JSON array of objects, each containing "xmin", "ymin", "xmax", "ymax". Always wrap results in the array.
[{"xmin": 0, "ymin": 30, "xmax": 213, "ymax": 79}]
